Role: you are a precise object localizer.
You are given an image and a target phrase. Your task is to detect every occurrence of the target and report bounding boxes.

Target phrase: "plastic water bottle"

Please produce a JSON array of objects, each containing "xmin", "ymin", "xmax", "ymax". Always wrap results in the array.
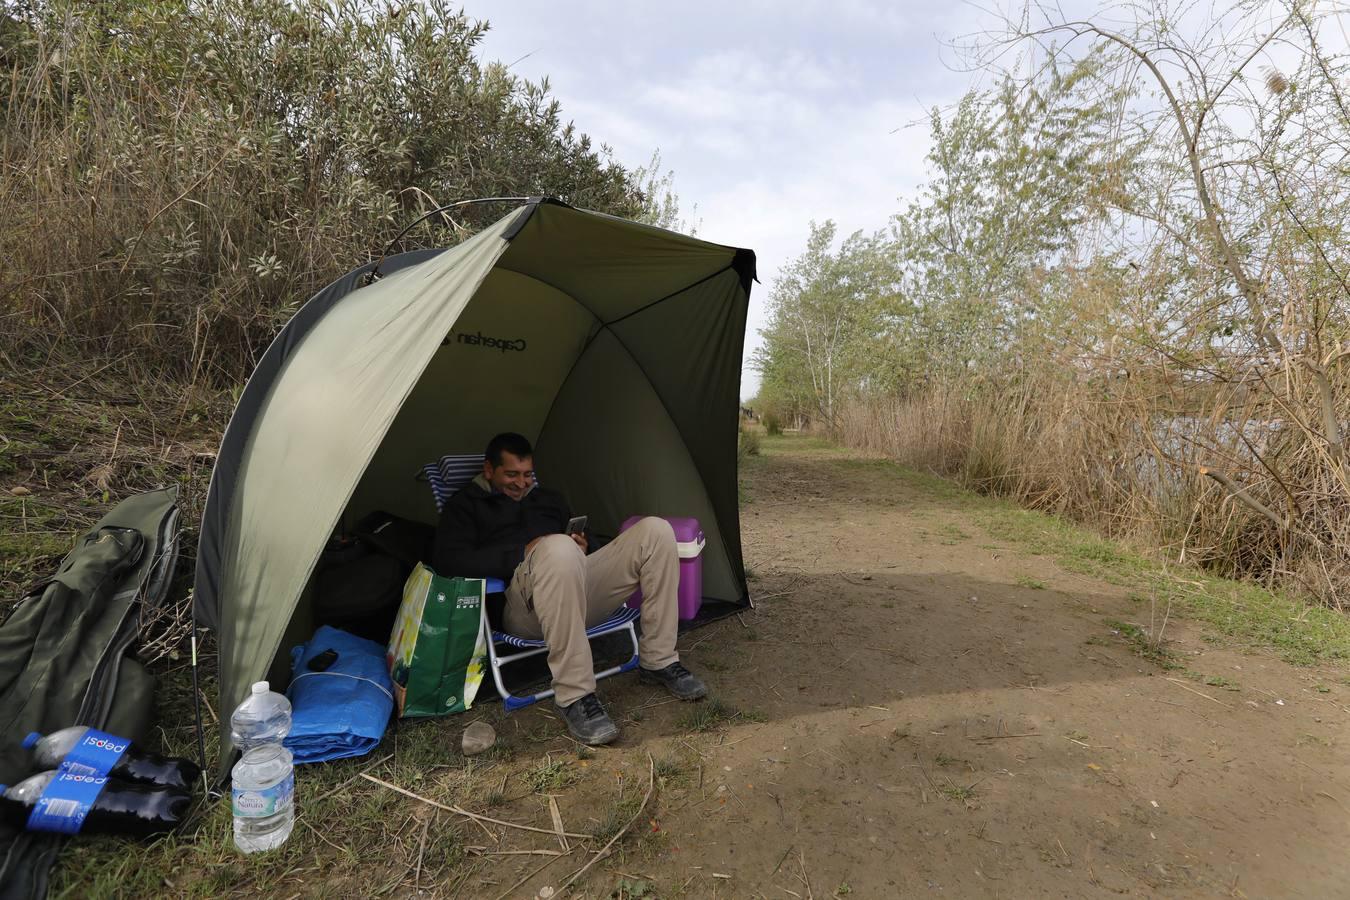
[
  {"xmin": 0, "ymin": 771, "xmax": 190, "ymax": 838},
  {"xmin": 23, "ymin": 727, "xmax": 201, "ymax": 790},
  {"xmin": 229, "ymin": 681, "xmax": 293, "ymax": 752},
  {"xmin": 229, "ymin": 681, "xmax": 294, "ymax": 852},
  {"xmin": 230, "ymin": 744, "xmax": 294, "ymax": 852}
]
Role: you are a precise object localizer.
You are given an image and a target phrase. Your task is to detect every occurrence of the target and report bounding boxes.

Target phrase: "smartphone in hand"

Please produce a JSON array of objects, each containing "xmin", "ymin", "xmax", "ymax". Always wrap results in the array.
[{"xmin": 565, "ymin": 515, "xmax": 588, "ymax": 535}]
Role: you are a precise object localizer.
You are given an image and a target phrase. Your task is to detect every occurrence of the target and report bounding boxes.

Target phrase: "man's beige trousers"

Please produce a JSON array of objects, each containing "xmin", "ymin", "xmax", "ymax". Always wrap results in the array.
[{"xmin": 504, "ymin": 516, "xmax": 680, "ymax": 706}]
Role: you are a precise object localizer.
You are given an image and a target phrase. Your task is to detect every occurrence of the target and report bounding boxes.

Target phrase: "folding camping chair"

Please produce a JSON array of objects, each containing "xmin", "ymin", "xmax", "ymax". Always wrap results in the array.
[{"xmin": 421, "ymin": 454, "xmax": 641, "ymax": 711}]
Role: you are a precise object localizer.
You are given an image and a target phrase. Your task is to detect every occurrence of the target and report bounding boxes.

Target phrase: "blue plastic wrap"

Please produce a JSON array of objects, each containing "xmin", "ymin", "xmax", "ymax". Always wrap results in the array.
[{"xmin": 284, "ymin": 626, "xmax": 394, "ymax": 764}]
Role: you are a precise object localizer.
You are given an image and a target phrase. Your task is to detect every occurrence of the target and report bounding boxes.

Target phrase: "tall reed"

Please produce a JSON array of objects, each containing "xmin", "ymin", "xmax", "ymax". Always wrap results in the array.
[{"xmin": 839, "ymin": 360, "xmax": 1350, "ymax": 608}]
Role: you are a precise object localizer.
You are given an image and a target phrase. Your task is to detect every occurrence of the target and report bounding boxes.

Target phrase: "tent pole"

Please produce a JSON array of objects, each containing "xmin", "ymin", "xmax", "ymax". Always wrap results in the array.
[
  {"xmin": 368, "ymin": 196, "xmax": 531, "ymax": 282},
  {"xmin": 189, "ymin": 619, "xmax": 209, "ymax": 791}
]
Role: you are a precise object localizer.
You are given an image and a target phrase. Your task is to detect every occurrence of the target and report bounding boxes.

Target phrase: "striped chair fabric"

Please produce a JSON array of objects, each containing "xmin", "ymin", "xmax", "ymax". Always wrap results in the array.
[
  {"xmin": 423, "ymin": 454, "xmax": 488, "ymax": 512},
  {"xmin": 493, "ymin": 605, "xmax": 641, "ymax": 649}
]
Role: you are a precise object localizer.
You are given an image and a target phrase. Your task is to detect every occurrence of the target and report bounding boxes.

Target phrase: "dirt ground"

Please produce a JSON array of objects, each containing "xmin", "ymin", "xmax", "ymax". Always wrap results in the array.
[
  {"xmin": 471, "ymin": 436, "xmax": 1350, "ymax": 899},
  {"xmin": 45, "ymin": 434, "xmax": 1350, "ymax": 898}
]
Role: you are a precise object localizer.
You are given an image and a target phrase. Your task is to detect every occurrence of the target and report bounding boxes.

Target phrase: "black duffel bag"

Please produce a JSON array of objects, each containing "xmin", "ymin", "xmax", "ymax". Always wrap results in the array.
[{"xmin": 312, "ymin": 511, "xmax": 434, "ymax": 642}]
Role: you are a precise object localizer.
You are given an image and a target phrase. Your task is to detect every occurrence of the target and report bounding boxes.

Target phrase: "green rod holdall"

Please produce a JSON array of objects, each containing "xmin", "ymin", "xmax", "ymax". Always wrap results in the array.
[{"xmin": 0, "ymin": 487, "xmax": 180, "ymax": 900}]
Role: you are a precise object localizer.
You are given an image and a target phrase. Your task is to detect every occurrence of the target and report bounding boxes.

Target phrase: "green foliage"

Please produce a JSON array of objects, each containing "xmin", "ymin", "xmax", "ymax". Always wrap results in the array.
[
  {"xmin": 753, "ymin": 221, "xmax": 902, "ymax": 429},
  {"xmin": 1, "ymin": 0, "xmax": 656, "ymax": 384},
  {"xmin": 754, "ymin": 58, "xmax": 1121, "ymax": 432},
  {"xmin": 760, "ymin": 4, "xmax": 1350, "ymax": 607},
  {"xmin": 631, "ymin": 149, "xmax": 699, "ymax": 235},
  {"xmin": 738, "ymin": 421, "xmax": 761, "ymax": 459},
  {"xmin": 525, "ymin": 758, "xmax": 578, "ymax": 793},
  {"xmin": 887, "ymin": 55, "xmax": 1125, "ymax": 381},
  {"xmin": 677, "ymin": 697, "xmax": 754, "ymax": 732}
]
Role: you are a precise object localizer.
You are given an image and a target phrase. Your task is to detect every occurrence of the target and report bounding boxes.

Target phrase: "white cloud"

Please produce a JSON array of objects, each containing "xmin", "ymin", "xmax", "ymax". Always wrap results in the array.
[{"xmin": 461, "ymin": 1, "xmax": 978, "ymax": 397}]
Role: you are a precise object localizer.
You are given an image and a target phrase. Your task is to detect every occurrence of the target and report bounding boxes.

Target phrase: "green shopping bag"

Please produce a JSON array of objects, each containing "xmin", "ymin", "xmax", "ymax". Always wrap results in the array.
[{"xmin": 385, "ymin": 563, "xmax": 487, "ymax": 717}]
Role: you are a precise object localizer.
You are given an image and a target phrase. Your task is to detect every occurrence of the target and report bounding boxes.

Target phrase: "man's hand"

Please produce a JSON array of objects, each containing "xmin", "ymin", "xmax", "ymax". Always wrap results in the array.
[{"xmin": 570, "ymin": 532, "xmax": 587, "ymax": 552}]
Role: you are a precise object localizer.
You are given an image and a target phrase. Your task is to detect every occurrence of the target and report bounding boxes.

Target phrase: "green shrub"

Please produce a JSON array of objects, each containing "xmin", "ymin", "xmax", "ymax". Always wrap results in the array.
[{"xmin": 738, "ymin": 425, "xmax": 761, "ymax": 459}]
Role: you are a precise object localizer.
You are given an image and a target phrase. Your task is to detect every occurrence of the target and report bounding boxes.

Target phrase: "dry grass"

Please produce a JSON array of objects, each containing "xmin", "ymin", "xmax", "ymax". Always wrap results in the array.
[
  {"xmin": 0, "ymin": 0, "xmax": 668, "ymax": 672},
  {"xmin": 838, "ymin": 358, "xmax": 1350, "ymax": 611},
  {"xmin": 1, "ymin": 1, "xmax": 648, "ymax": 389}
]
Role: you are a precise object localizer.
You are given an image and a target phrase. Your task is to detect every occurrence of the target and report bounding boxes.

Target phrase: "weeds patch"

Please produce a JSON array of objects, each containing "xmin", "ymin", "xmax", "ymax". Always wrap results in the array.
[
  {"xmin": 937, "ymin": 777, "xmax": 980, "ymax": 805},
  {"xmin": 677, "ymin": 698, "xmax": 760, "ymax": 732},
  {"xmin": 1201, "ymin": 674, "xmax": 1239, "ymax": 690},
  {"xmin": 652, "ymin": 755, "xmax": 685, "ymax": 780},
  {"xmin": 1103, "ymin": 619, "xmax": 1182, "ymax": 670},
  {"xmin": 972, "ymin": 491, "xmax": 1350, "ymax": 665},
  {"xmin": 591, "ymin": 792, "xmax": 647, "ymax": 843},
  {"xmin": 526, "ymin": 758, "xmax": 579, "ymax": 794}
]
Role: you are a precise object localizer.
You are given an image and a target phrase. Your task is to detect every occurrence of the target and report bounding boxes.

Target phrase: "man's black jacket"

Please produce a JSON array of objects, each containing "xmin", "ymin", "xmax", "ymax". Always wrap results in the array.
[{"xmin": 433, "ymin": 476, "xmax": 576, "ymax": 582}]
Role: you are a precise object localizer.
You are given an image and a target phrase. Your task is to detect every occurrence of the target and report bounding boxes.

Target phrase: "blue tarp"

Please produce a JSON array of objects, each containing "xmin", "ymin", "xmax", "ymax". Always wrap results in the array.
[{"xmin": 284, "ymin": 625, "xmax": 394, "ymax": 764}]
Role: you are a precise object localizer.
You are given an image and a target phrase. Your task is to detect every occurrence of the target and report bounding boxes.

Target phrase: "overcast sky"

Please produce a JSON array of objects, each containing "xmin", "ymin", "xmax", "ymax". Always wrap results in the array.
[
  {"xmin": 452, "ymin": 3, "xmax": 1341, "ymax": 400},
  {"xmin": 458, "ymin": 1, "xmax": 995, "ymax": 399}
]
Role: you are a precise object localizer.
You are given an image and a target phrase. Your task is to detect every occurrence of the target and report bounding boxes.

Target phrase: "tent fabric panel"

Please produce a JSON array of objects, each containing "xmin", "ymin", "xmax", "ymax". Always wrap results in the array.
[
  {"xmin": 607, "ymin": 267, "xmax": 751, "ymax": 601},
  {"xmin": 214, "ymin": 219, "xmax": 514, "ymax": 771},
  {"xmin": 535, "ymin": 329, "xmax": 740, "ymax": 604},
  {"xmin": 498, "ymin": 202, "xmax": 736, "ymax": 324},
  {"xmin": 193, "ymin": 247, "xmax": 444, "ymax": 630},
  {"xmin": 344, "ymin": 266, "xmax": 599, "ymax": 527}
]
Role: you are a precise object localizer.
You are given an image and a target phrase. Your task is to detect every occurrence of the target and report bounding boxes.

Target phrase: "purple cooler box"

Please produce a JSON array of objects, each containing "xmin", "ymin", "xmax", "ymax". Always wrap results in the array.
[{"xmin": 621, "ymin": 515, "xmax": 704, "ymax": 621}]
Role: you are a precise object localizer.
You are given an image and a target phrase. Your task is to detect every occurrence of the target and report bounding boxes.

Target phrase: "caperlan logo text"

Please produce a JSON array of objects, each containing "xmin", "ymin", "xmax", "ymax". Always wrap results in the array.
[{"xmin": 453, "ymin": 331, "xmax": 527, "ymax": 353}]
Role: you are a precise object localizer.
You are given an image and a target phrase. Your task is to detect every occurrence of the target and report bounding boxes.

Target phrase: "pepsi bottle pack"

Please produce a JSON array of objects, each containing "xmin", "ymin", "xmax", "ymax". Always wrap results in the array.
[
  {"xmin": 25, "ymin": 727, "xmax": 201, "ymax": 790},
  {"xmin": 0, "ymin": 771, "xmax": 189, "ymax": 838},
  {"xmin": 5, "ymin": 726, "xmax": 199, "ymax": 838}
]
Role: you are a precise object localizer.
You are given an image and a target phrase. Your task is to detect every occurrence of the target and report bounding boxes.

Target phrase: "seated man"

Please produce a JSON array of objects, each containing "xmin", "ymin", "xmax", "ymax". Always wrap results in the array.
[{"xmin": 434, "ymin": 432, "xmax": 707, "ymax": 745}]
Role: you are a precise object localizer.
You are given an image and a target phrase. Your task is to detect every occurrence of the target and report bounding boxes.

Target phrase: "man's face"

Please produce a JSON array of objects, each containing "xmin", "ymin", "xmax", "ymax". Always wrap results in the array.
[{"xmin": 485, "ymin": 450, "xmax": 535, "ymax": 501}]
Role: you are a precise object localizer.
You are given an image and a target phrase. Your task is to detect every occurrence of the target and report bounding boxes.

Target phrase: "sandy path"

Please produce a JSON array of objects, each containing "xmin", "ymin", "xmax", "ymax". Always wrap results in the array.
[{"xmin": 546, "ymin": 439, "xmax": 1350, "ymax": 899}]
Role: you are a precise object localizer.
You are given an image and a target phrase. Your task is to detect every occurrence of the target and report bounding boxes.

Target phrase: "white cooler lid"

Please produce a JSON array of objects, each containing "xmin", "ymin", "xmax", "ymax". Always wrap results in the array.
[{"xmin": 675, "ymin": 536, "xmax": 705, "ymax": 559}]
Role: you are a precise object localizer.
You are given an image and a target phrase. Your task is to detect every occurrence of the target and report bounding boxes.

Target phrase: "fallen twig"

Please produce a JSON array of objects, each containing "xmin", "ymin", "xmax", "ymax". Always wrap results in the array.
[
  {"xmin": 360, "ymin": 774, "xmax": 588, "ymax": 838},
  {"xmin": 489, "ymin": 850, "xmax": 573, "ymax": 900},
  {"xmin": 310, "ymin": 753, "xmax": 395, "ymax": 807},
  {"xmin": 548, "ymin": 795, "xmax": 571, "ymax": 852},
  {"xmin": 557, "ymin": 754, "xmax": 657, "ymax": 895},
  {"xmin": 1316, "ymin": 791, "xmax": 1349, "ymax": 813},
  {"xmin": 632, "ymin": 697, "xmax": 682, "ymax": 711},
  {"xmin": 1152, "ymin": 697, "xmax": 1214, "ymax": 722},
  {"xmin": 302, "ymin": 819, "xmax": 347, "ymax": 854},
  {"xmin": 796, "ymin": 848, "xmax": 815, "ymax": 900},
  {"xmin": 751, "ymin": 588, "xmax": 797, "ymax": 603},
  {"xmin": 970, "ymin": 732, "xmax": 1040, "ymax": 741},
  {"xmin": 414, "ymin": 816, "xmax": 431, "ymax": 891},
  {"xmin": 684, "ymin": 625, "xmax": 726, "ymax": 654},
  {"xmin": 1165, "ymin": 677, "xmax": 1234, "ymax": 710}
]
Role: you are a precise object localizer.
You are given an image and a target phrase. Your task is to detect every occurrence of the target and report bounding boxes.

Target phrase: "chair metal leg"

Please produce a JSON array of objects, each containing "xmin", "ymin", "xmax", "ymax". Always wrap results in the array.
[{"xmin": 488, "ymin": 620, "xmax": 643, "ymax": 712}]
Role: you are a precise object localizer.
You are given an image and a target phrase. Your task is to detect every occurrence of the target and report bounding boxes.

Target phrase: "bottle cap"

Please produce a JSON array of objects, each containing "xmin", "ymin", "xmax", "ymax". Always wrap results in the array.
[
  {"xmin": 251, "ymin": 681, "xmax": 269, "ymax": 695},
  {"xmin": 21, "ymin": 733, "xmax": 40, "ymax": 750}
]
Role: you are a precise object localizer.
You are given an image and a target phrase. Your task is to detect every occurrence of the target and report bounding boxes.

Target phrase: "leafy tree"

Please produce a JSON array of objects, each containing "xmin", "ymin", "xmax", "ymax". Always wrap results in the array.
[
  {"xmin": 632, "ymin": 150, "xmax": 700, "ymax": 235},
  {"xmin": 889, "ymin": 56, "xmax": 1127, "ymax": 380},
  {"xmin": 754, "ymin": 222, "xmax": 900, "ymax": 428}
]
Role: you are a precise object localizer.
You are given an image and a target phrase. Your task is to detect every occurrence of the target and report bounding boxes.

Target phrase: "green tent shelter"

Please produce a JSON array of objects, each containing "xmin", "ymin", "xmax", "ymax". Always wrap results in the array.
[{"xmin": 194, "ymin": 198, "xmax": 756, "ymax": 773}]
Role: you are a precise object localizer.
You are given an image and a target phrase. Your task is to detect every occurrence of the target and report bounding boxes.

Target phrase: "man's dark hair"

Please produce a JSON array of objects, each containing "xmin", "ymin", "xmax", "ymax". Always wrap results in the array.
[{"xmin": 485, "ymin": 432, "xmax": 533, "ymax": 466}]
